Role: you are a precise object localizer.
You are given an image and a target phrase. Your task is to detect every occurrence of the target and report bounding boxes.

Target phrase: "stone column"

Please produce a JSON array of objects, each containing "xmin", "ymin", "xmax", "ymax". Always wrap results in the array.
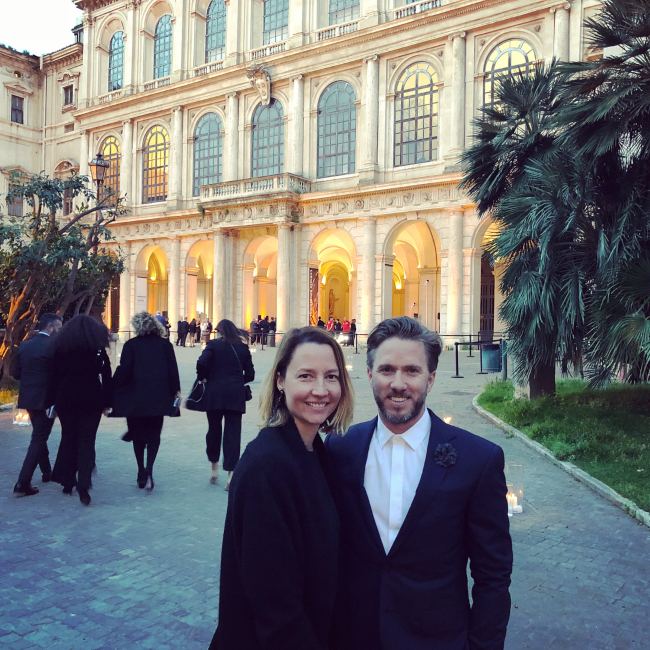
[
  {"xmin": 360, "ymin": 0, "xmax": 380, "ymax": 29},
  {"xmin": 168, "ymin": 106, "xmax": 184, "ymax": 205},
  {"xmin": 168, "ymin": 237, "xmax": 181, "ymax": 323},
  {"xmin": 118, "ymin": 241, "xmax": 132, "ymax": 337},
  {"xmin": 446, "ymin": 210, "xmax": 464, "ymax": 338},
  {"xmin": 171, "ymin": 0, "xmax": 187, "ymax": 82},
  {"xmin": 224, "ymin": 0, "xmax": 241, "ymax": 66},
  {"xmin": 120, "ymin": 119, "xmax": 133, "ymax": 204},
  {"xmin": 446, "ymin": 32, "xmax": 466, "ymax": 162},
  {"xmin": 123, "ymin": 0, "xmax": 137, "ymax": 93},
  {"xmin": 360, "ymin": 54, "xmax": 379, "ymax": 183},
  {"xmin": 553, "ymin": 3, "xmax": 571, "ymax": 61},
  {"xmin": 79, "ymin": 13, "xmax": 93, "ymax": 107},
  {"xmin": 212, "ymin": 229, "xmax": 226, "ymax": 324},
  {"xmin": 224, "ymin": 92, "xmax": 239, "ymax": 182},
  {"xmin": 79, "ymin": 130, "xmax": 90, "ymax": 180},
  {"xmin": 289, "ymin": 75, "xmax": 304, "ymax": 177},
  {"xmin": 276, "ymin": 224, "xmax": 292, "ymax": 331},
  {"xmin": 288, "ymin": 0, "xmax": 305, "ymax": 48},
  {"xmin": 360, "ymin": 217, "xmax": 377, "ymax": 332}
]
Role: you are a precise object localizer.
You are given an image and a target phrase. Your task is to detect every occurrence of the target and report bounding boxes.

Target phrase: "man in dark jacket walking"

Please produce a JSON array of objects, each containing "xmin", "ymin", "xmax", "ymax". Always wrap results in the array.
[{"xmin": 12, "ymin": 313, "xmax": 63, "ymax": 496}]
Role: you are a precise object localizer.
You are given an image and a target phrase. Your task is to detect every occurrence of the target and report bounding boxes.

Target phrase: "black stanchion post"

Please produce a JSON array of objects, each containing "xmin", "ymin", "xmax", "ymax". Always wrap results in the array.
[
  {"xmin": 452, "ymin": 342, "xmax": 463, "ymax": 379},
  {"xmin": 501, "ymin": 339, "xmax": 508, "ymax": 381},
  {"xmin": 468, "ymin": 333, "xmax": 473, "ymax": 357}
]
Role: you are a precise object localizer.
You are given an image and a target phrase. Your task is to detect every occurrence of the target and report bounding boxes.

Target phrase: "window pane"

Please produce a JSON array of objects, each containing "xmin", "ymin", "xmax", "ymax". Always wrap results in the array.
[
  {"xmin": 100, "ymin": 135, "xmax": 121, "ymax": 203},
  {"xmin": 317, "ymin": 81, "xmax": 356, "ymax": 178},
  {"xmin": 193, "ymin": 113, "xmax": 223, "ymax": 195},
  {"xmin": 252, "ymin": 100, "xmax": 284, "ymax": 177},
  {"xmin": 142, "ymin": 125, "xmax": 170, "ymax": 202},
  {"xmin": 263, "ymin": 0, "xmax": 288, "ymax": 45},
  {"xmin": 206, "ymin": 0, "xmax": 227, "ymax": 62},
  {"xmin": 329, "ymin": 0, "xmax": 359, "ymax": 25},
  {"xmin": 108, "ymin": 31, "xmax": 124, "ymax": 91},
  {"xmin": 153, "ymin": 15, "xmax": 173, "ymax": 79},
  {"xmin": 7, "ymin": 185, "xmax": 23, "ymax": 217},
  {"xmin": 483, "ymin": 39, "xmax": 537, "ymax": 108},
  {"xmin": 393, "ymin": 63, "xmax": 439, "ymax": 167},
  {"xmin": 11, "ymin": 95, "xmax": 24, "ymax": 124}
]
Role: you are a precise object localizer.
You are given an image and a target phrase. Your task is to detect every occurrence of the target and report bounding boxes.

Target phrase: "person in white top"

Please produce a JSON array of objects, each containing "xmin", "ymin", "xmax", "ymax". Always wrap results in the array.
[{"xmin": 326, "ymin": 316, "xmax": 513, "ymax": 650}]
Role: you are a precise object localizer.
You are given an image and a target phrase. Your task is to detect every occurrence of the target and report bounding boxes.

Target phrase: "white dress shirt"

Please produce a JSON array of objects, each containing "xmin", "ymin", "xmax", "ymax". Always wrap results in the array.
[{"xmin": 364, "ymin": 409, "xmax": 430, "ymax": 554}]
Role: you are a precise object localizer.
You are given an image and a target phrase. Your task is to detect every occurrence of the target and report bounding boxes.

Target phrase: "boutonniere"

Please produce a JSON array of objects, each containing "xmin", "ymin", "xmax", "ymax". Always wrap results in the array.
[{"xmin": 434, "ymin": 443, "xmax": 457, "ymax": 468}]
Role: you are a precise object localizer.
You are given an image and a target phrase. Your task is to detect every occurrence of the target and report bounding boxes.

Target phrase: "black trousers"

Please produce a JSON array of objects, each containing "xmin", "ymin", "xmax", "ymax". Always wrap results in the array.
[
  {"xmin": 54, "ymin": 408, "xmax": 102, "ymax": 492},
  {"xmin": 205, "ymin": 410, "xmax": 242, "ymax": 471},
  {"xmin": 17, "ymin": 409, "xmax": 54, "ymax": 486}
]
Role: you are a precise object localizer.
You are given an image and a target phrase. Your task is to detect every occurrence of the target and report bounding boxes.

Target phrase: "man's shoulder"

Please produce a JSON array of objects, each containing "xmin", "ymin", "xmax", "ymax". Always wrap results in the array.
[
  {"xmin": 438, "ymin": 416, "xmax": 504, "ymax": 464},
  {"xmin": 326, "ymin": 418, "xmax": 375, "ymax": 456}
]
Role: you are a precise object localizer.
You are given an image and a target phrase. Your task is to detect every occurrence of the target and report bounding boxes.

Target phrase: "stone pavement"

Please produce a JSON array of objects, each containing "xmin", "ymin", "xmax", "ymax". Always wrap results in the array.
[{"xmin": 1, "ymin": 342, "xmax": 648, "ymax": 649}]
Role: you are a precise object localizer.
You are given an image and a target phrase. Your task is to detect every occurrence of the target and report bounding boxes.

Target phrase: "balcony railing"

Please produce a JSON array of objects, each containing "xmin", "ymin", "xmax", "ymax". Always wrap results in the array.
[
  {"xmin": 391, "ymin": 0, "xmax": 442, "ymax": 20},
  {"xmin": 192, "ymin": 60, "xmax": 224, "ymax": 77},
  {"xmin": 249, "ymin": 41, "xmax": 286, "ymax": 61},
  {"xmin": 201, "ymin": 173, "xmax": 311, "ymax": 202},
  {"xmin": 98, "ymin": 89, "xmax": 123, "ymax": 104},
  {"xmin": 143, "ymin": 76, "xmax": 171, "ymax": 92},
  {"xmin": 315, "ymin": 20, "xmax": 360, "ymax": 42}
]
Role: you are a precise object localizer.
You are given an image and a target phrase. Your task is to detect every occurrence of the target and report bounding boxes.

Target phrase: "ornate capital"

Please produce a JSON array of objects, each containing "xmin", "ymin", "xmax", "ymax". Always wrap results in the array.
[{"xmin": 448, "ymin": 31, "xmax": 467, "ymax": 42}]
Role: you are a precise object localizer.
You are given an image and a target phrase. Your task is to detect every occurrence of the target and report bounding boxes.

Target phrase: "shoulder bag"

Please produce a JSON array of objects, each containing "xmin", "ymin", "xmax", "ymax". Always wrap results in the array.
[{"xmin": 230, "ymin": 343, "xmax": 253, "ymax": 402}]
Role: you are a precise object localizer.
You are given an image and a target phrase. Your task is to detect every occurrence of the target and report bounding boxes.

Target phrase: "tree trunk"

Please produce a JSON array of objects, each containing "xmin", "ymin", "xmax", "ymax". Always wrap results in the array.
[{"xmin": 528, "ymin": 359, "xmax": 556, "ymax": 399}]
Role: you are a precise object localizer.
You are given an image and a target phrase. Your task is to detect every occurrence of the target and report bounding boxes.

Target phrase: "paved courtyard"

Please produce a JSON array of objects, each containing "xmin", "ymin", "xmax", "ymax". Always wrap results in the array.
[{"xmin": 1, "ymin": 342, "xmax": 648, "ymax": 649}]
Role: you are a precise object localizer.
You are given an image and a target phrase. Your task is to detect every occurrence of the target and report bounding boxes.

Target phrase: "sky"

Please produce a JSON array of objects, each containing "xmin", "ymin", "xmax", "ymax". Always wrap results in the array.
[{"xmin": 0, "ymin": 0, "xmax": 82, "ymax": 56}]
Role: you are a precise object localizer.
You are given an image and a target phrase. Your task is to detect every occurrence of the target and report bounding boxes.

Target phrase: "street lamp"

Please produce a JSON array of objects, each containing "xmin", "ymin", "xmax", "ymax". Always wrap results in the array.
[{"xmin": 88, "ymin": 152, "xmax": 110, "ymax": 253}]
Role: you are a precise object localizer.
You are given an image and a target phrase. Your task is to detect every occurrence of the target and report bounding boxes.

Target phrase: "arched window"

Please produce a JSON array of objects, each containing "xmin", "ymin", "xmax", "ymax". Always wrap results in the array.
[
  {"xmin": 108, "ymin": 31, "xmax": 124, "ymax": 91},
  {"xmin": 142, "ymin": 125, "xmax": 170, "ymax": 203},
  {"xmin": 100, "ymin": 135, "xmax": 121, "ymax": 202},
  {"xmin": 251, "ymin": 100, "xmax": 284, "ymax": 177},
  {"xmin": 393, "ymin": 62, "xmax": 439, "ymax": 167},
  {"xmin": 317, "ymin": 81, "xmax": 356, "ymax": 178},
  {"xmin": 153, "ymin": 15, "xmax": 173, "ymax": 79},
  {"xmin": 263, "ymin": 0, "xmax": 288, "ymax": 45},
  {"xmin": 193, "ymin": 113, "xmax": 223, "ymax": 196},
  {"xmin": 206, "ymin": 0, "xmax": 227, "ymax": 62},
  {"xmin": 484, "ymin": 39, "xmax": 537, "ymax": 107},
  {"xmin": 329, "ymin": 0, "xmax": 359, "ymax": 25}
]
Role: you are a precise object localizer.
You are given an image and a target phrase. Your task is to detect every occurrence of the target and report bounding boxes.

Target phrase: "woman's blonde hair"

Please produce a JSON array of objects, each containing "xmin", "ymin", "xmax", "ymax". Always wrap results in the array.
[
  {"xmin": 259, "ymin": 327, "xmax": 354, "ymax": 434},
  {"xmin": 131, "ymin": 311, "xmax": 165, "ymax": 337}
]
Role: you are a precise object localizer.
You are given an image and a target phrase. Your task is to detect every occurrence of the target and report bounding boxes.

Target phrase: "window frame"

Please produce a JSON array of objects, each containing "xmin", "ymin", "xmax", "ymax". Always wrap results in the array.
[
  {"xmin": 251, "ymin": 99, "xmax": 285, "ymax": 178},
  {"xmin": 142, "ymin": 125, "xmax": 170, "ymax": 203},
  {"xmin": 153, "ymin": 15, "xmax": 173, "ymax": 80},
  {"xmin": 100, "ymin": 135, "xmax": 121, "ymax": 203},
  {"xmin": 193, "ymin": 112, "xmax": 223, "ymax": 196},
  {"xmin": 328, "ymin": 0, "xmax": 359, "ymax": 25},
  {"xmin": 10, "ymin": 95, "xmax": 24, "ymax": 124},
  {"xmin": 63, "ymin": 85, "xmax": 74, "ymax": 106},
  {"xmin": 483, "ymin": 39, "xmax": 537, "ymax": 108},
  {"xmin": 205, "ymin": 0, "xmax": 227, "ymax": 63},
  {"xmin": 6, "ymin": 184, "xmax": 23, "ymax": 217},
  {"xmin": 263, "ymin": 0, "xmax": 288, "ymax": 45},
  {"xmin": 317, "ymin": 81, "xmax": 357, "ymax": 178},
  {"xmin": 108, "ymin": 31, "xmax": 125, "ymax": 92}
]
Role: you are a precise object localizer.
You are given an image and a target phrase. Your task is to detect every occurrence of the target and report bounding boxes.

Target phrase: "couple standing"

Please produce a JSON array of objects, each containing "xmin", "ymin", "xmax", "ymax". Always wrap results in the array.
[{"xmin": 212, "ymin": 317, "xmax": 513, "ymax": 649}]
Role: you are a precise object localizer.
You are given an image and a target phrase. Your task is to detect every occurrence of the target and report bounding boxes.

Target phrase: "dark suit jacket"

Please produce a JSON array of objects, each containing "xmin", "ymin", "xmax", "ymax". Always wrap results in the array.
[
  {"xmin": 11, "ymin": 333, "xmax": 55, "ymax": 410},
  {"xmin": 325, "ymin": 410, "xmax": 513, "ymax": 650},
  {"xmin": 51, "ymin": 347, "xmax": 112, "ymax": 413},
  {"xmin": 111, "ymin": 334, "xmax": 181, "ymax": 417},
  {"xmin": 195, "ymin": 339, "xmax": 254, "ymax": 413},
  {"xmin": 211, "ymin": 420, "xmax": 339, "ymax": 650}
]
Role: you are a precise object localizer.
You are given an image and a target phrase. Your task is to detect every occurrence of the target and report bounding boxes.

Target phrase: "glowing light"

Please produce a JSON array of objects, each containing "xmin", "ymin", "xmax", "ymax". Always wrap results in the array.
[{"xmin": 443, "ymin": 416, "xmax": 452, "ymax": 424}]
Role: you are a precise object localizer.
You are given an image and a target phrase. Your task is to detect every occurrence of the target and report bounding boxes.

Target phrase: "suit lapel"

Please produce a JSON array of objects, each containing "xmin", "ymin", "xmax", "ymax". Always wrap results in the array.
[{"xmin": 388, "ymin": 410, "xmax": 456, "ymax": 558}]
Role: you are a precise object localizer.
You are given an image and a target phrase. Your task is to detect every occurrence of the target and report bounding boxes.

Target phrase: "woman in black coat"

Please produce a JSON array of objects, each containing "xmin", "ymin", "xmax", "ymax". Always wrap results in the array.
[
  {"xmin": 112, "ymin": 312, "xmax": 180, "ymax": 490},
  {"xmin": 51, "ymin": 315, "xmax": 112, "ymax": 506},
  {"xmin": 194, "ymin": 319, "xmax": 254, "ymax": 489},
  {"xmin": 210, "ymin": 326, "xmax": 354, "ymax": 650}
]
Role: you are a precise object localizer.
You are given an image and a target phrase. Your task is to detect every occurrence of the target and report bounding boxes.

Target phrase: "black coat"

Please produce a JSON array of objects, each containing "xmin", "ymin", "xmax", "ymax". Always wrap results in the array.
[
  {"xmin": 111, "ymin": 334, "xmax": 181, "ymax": 417},
  {"xmin": 211, "ymin": 420, "xmax": 339, "ymax": 650},
  {"xmin": 51, "ymin": 347, "xmax": 112, "ymax": 413},
  {"xmin": 10, "ymin": 333, "xmax": 55, "ymax": 410},
  {"xmin": 325, "ymin": 410, "xmax": 513, "ymax": 650},
  {"xmin": 195, "ymin": 339, "xmax": 254, "ymax": 413}
]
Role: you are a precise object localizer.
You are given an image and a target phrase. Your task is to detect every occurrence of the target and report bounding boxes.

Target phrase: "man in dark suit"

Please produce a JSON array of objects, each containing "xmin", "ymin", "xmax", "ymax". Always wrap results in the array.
[
  {"xmin": 326, "ymin": 317, "xmax": 512, "ymax": 649},
  {"xmin": 12, "ymin": 313, "xmax": 63, "ymax": 496}
]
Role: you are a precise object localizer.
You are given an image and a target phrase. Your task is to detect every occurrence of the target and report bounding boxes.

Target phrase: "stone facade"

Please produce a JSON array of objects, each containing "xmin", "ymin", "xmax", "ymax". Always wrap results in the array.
[{"xmin": 1, "ymin": 0, "xmax": 602, "ymax": 337}]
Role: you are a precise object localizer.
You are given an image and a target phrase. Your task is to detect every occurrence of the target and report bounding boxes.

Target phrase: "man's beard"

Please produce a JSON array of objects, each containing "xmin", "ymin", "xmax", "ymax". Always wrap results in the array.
[{"xmin": 374, "ymin": 389, "xmax": 426, "ymax": 426}]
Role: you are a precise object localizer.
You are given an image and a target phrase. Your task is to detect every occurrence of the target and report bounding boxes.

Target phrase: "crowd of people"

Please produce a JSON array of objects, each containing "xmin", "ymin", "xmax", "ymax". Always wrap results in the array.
[
  {"xmin": 11, "ymin": 311, "xmax": 514, "ymax": 649},
  {"xmin": 176, "ymin": 316, "xmax": 213, "ymax": 348},
  {"xmin": 316, "ymin": 315, "xmax": 357, "ymax": 346},
  {"xmin": 249, "ymin": 314, "xmax": 277, "ymax": 345}
]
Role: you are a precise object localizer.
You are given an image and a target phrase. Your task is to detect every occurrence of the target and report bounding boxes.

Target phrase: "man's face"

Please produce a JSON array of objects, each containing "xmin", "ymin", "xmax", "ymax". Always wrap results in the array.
[{"xmin": 368, "ymin": 337, "xmax": 435, "ymax": 435}]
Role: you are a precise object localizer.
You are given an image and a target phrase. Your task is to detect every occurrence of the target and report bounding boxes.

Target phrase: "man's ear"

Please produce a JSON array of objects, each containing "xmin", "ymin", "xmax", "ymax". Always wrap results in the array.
[
  {"xmin": 367, "ymin": 366, "xmax": 373, "ymax": 382},
  {"xmin": 427, "ymin": 371, "xmax": 436, "ymax": 392}
]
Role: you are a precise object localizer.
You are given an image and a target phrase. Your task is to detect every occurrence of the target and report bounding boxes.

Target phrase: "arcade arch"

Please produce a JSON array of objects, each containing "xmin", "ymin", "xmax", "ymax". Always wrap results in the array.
[
  {"xmin": 134, "ymin": 245, "xmax": 169, "ymax": 316},
  {"xmin": 243, "ymin": 236, "xmax": 278, "ymax": 326},
  {"xmin": 186, "ymin": 240, "xmax": 214, "ymax": 319}
]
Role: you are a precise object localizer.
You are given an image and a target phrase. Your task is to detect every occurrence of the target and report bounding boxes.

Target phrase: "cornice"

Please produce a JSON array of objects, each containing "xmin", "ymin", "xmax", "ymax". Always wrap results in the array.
[
  {"xmin": 42, "ymin": 44, "xmax": 83, "ymax": 71},
  {"xmin": 75, "ymin": 0, "xmax": 123, "ymax": 10}
]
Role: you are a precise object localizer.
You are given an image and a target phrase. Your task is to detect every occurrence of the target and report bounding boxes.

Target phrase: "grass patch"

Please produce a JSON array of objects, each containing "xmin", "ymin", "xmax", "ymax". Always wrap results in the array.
[{"xmin": 478, "ymin": 380, "xmax": 650, "ymax": 512}]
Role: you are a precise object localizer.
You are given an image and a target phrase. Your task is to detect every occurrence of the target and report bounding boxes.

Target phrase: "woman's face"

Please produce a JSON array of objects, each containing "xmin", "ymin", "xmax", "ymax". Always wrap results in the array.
[{"xmin": 277, "ymin": 342, "xmax": 342, "ymax": 438}]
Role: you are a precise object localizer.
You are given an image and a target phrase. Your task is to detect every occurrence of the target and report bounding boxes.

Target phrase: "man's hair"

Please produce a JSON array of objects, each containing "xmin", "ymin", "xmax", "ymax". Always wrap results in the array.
[
  {"xmin": 36, "ymin": 313, "xmax": 62, "ymax": 331},
  {"xmin": 366, "ymin": 317, "xmax": 443, "ymax": 372}
]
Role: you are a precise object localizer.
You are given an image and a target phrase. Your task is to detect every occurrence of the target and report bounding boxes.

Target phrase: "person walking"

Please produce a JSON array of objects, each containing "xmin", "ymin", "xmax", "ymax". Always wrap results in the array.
[
  {"xmin": 210, "ymin": 327, "xmax": 354, "ymax": 649},
  {"xmin": 12, "ymin": 313, "xmax": 62, "ymax": 497},
  {"xmin": 50, "ymin": 315, "xmax": 112, "ymax": 506},
  {"xmin": 178, "ymin": 317, "xmax": 189, "ymax": 347},
  {"xmin": 111, "ymin": 312, "xmax": 181, "ymax": 491},
  {"xmin": 188, "ymin": 318, "xmax": 198, "ymax": 348},
  {"xmin": 194, "ymin": 319, "xmax": 255, "ymax": 490}
]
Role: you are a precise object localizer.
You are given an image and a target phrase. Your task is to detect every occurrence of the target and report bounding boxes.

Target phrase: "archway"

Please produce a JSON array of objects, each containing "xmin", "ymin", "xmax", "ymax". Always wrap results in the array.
[
  {"xmin": 479, "ymin": 222, "xmax": 503, "ymax": 338},
  {"xmin": 383, "ymin": 221, "xmax": 440, "ymax": 330},
  {"xmin": 243, "ymin": 236, "xmax": 278, "ymax": 326},
  {"xmin": 134, "ymin": 245, "xmax": 169, "ymax": 316},
  {"xmin": 186, "ymin": 240, "xmax": 214, "ymax": 320},
  {"xmin": 308, "ymin": 228, "xmax": 356, "ymax": 324}
]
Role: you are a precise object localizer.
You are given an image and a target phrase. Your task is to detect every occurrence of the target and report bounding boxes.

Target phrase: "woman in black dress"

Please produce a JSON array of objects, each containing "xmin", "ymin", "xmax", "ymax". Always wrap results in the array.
[
  {"xmin": 51, "ymin": 315, "xmax": 112, "ymax": 506},
  {"xmin": 210, "ymin": 326, "xmax": 354, "ymax": 650},
  {"xmin": 111, "ymin": 312, "xmax": 180, "ymax": 490},
  {"xmin": 188, "ymin": 318, "xmax": 197, "ymax": 347},
  {"xmin": 194, "ymin": 319, "xmax": 254, "ymax": 489}
]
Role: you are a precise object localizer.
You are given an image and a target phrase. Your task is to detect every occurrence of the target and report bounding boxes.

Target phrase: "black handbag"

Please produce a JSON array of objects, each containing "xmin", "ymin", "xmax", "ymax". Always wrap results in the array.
[
  {"xmin": 184, "ymin": 379, "xmax": 206, "ymax": 411},
  {"xmin": 230, "ymin": 343, "xmax": 253, "ymax": 402}
]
